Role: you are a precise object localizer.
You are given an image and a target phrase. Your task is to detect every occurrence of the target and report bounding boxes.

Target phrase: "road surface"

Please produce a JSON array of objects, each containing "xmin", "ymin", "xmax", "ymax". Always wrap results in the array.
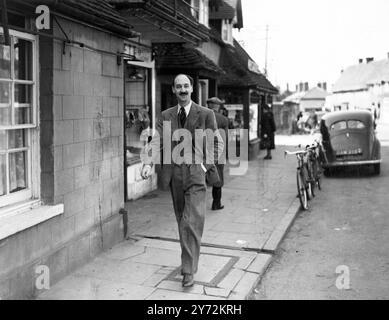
[{"xmin": 253, "ymin": 126, "xmax": 389, "ymax": 300}]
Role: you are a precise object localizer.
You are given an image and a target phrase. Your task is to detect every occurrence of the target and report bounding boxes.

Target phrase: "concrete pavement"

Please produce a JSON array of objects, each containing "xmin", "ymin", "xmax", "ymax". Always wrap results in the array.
[{"xmin": 38, "ymin": 141, "xmax": 304, "ymax": 300}]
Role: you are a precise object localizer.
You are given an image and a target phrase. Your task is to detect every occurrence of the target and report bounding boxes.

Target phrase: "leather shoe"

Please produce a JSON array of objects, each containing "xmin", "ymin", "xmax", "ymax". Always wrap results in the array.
[
  {"xmin": 212, "ymin": 204, "xmax": 224, "ymax": 210},
  {"xmin": 182, "ymin": 274, "xmax": 194, "ymax": 287}
]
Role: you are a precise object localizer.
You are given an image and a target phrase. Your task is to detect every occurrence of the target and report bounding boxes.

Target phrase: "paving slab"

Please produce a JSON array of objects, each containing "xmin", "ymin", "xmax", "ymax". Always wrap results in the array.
[{"xmin": 37, "ymin": 146, "xmax": 302, "ymax": 300}]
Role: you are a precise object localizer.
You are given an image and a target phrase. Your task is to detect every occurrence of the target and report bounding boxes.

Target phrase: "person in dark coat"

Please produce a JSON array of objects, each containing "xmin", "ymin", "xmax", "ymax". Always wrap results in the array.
[
  {"xmin": 206, "ymin": 97, "xmax": 229, "ymax": 210},
  {"xmin": 261, "ymin": 103, "xmax": 276, "ymax": 160}
]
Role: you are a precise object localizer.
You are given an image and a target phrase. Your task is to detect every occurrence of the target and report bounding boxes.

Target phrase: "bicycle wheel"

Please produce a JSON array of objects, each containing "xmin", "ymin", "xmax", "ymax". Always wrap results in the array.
[
  {"xmin": 297, "ymin": 170, "xmax": 308, "ymax": 210},
  {"xmin": 315, "ymin": 158, "xmax": 322, "ymax": 190},
  {"xmin": 303, "ymin": 164, "xmax": 313, "ymax": 200},
  {"xmin": 310, "ymin": 158, "xmax": 318, "ymax": 196}
]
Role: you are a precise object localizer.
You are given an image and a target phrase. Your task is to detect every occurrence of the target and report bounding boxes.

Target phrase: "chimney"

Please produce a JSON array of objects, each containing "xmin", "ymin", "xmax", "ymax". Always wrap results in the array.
[
  {"xmin": 317, "ymin": 82, "xmax": 322, "ymax": 88},
  {"xmin": 295, "ymin": 84, "xmax": 298, "ymax": 92},
  {"xmin": 299, "ymin": 82, "xmax": 304, "ymax": 92},
  {"xmin": 286, "ymin": 83, "xmax": 289, "ymax": 92},
  {"xmin": 366, "ymin": 57, "xmax": 374, "ymax": 63},
  {"xmin": 304, "ymin": 82, "xmax": 309, "ymax": 91},
  {"xmin": 359, "ymin": 58, "xmax": 363, "ymax": 64},
  {"xmin": 322, "ymin": 82, "xmax": 327, "ymax": 91},
  {"xmin": 387, "ymin": 52, "xmax": 389, "ymax": 60}
]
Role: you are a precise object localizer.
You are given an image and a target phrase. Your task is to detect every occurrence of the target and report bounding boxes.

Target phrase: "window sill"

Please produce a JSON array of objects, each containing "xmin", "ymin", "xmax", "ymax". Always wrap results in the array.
[{"xmin": 0, "ymin": 202, "xmax": 64, "ymax": 241}]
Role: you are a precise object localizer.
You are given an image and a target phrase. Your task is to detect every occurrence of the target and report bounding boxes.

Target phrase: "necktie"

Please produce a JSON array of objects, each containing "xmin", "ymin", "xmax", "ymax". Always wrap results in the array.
[{"xmin": 178, "ymin": 106, "xmax": 186, "ymax": 128}]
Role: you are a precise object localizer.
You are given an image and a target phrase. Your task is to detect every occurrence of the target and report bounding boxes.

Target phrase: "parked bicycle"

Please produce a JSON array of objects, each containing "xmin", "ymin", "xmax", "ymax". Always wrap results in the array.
[
  {"xmin": 284, "ymin": 148, "xmax": 311, "ymax": 210},
  {"xmin": 304, "ymin": 141, "xmax": 324, "ymax": 197}
]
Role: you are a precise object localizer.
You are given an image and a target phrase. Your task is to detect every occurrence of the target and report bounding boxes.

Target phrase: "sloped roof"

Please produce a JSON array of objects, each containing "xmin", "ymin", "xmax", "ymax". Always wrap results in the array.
[
  {"xmin": 28, "ymin": 0, "xmax": 136, "ymax": 36},
  {"xmin": 109, "ymin": 0, "xmax": 209, "ymax": 42},
  {"xmin": 209, "ymin": 1, "xmax": 235, "ymax": 20},
  {"xmin": 282, "ymin": 91, "xmax": 307, "ymax": 104},
  {"xmin": 283, "ymin": 87, "xmax": 328, "ymax": 104},
  {"xmin": 209, "ymin": 0, "xmax": 243, "ymax": 28},
  {"xmin": 155, "ymin": 44, "xmax": 224, "ymax": 75},
  {"xmin": 301, "ymin": 87, "xmax": 329, "ymax": 100},
  {"xmin": 332, "ymin": 59, "xmax": 389, "ymax": 92},
  {"xmin": 219, "ymin": 39, "xmax": 278, "ymax": 93}
]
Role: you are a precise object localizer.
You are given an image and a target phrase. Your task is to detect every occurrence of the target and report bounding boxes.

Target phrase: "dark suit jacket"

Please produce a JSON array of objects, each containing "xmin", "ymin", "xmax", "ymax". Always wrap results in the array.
[
  {"xmin": 212, "ymin": 111, "xmax": 229, "ymax": 187},
  {"xmin": 147, "ymin": 102, "xmax": 224, "ymax": 190}
]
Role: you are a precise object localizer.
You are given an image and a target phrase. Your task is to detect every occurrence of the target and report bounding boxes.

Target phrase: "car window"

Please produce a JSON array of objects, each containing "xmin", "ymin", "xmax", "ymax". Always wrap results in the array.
[
  {"xmin": 330, "ymin": 121, "xmax": 347, "ymax": 130},
  {"xmin": 347, "ymin": 120, "xmax": 366, "ymax": 129}
]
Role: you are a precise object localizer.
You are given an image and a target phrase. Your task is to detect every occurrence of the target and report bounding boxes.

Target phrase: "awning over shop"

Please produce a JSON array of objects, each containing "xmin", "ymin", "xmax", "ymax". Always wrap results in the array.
[
  {"xmin": 219, "ymin": 39, "xmax": 278, "ymax": 94},
  {"xmin": 110, "ymin": 0, "xmax": 209, "ymax": 45},
  {"xmin": 154, "ymin": 43, "xmax": 224, "ymax": 77},
  {"xmin": 22, "ymin": 0, "xmax": 138, "ymax": 37}
]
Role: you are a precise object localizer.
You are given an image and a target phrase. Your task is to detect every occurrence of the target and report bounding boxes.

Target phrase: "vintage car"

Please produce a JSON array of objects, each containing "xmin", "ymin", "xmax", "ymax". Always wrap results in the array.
[{"xmin": 319, "ymin": 110, "xmax": 381, "ymax": 175}]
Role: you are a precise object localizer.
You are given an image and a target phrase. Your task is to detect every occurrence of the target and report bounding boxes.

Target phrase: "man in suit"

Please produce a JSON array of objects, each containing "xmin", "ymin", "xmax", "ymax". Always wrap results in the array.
[
  {"xmin": 206, "ymin": 97, "xmax": 229, "ymax": 210},
  {"xmin": 141, "ymin": 74, "xmax": 224, "ymax": 287}
]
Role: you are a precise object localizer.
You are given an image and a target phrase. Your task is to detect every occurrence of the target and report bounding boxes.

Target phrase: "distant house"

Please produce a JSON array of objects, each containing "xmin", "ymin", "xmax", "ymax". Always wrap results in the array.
[
  {"xmin": 277, "ymin": 85, "xmax": 328, "ymax": 133},
  {"xmin": 326, "ymin": 56, "xmax": 389, "ymax": 122},
  {"xmin": 300, "ymin": 87, "xmax": 329, "ymax": 113}
]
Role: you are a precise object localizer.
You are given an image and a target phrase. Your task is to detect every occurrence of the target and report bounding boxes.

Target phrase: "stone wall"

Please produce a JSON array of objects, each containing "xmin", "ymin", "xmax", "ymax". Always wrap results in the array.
[{"xmin": 0, "ymin": 18, "xmax": 126, "ymax": 299}]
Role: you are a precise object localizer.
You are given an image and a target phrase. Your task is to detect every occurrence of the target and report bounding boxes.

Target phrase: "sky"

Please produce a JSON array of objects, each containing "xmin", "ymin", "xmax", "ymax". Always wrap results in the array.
[{"xmin": 233, "ymin": 0, "xmax": 389, "ymax": 92}]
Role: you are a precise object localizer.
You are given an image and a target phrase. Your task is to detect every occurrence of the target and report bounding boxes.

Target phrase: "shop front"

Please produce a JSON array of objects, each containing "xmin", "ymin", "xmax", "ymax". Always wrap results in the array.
[
  {"xmin": 123, "ymin": 42, "xmax": 157, "ymax": 200},
  {"xmin": 218, "ymin": 40, "xmax": 278, "ymax": 160}
]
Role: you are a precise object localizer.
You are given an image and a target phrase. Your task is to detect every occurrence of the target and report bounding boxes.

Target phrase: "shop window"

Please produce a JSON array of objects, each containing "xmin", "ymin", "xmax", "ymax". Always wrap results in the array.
[
  {"xmin": 125, "ymin": 65, "xmax": 151, "ymax": 165},
  {"xmin": 249, "ymin": 104, "xmax": 258, "ymax": 140},
  {"xmin": 0, "ymin": 28, "xmax": 38, "ymax": 210}
]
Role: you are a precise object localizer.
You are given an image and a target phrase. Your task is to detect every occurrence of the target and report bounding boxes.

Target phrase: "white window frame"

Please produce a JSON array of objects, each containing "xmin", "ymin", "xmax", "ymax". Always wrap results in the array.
[
  {"xmin": 222, "ymin": 19, "xmax": 233, "ymax": 44},
  {"xmin": 0, "ymin": 27, "xmax": 40, "ymax": 211},
  {"xmin": 191, "ymin": 0, "xmax": 209, "ymax": 27}
]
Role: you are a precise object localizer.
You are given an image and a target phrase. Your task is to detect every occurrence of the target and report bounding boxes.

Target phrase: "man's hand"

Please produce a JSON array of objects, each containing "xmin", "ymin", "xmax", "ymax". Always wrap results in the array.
[{"xmin": 141, "ymin": 164, "xmax": 152, "ymax": 179}]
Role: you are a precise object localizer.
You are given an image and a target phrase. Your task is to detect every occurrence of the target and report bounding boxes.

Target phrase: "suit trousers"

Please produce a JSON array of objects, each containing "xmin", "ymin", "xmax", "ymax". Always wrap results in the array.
[{"xmin": 170, "ymin": 164, "xmax": 206, "ymax": 275}]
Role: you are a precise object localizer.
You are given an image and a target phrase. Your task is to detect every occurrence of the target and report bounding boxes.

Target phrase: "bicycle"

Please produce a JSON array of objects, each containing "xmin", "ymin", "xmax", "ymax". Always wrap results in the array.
[
  {"xmin": 304, "ymin": 141, "xmax": 324, "ymax": 197},
  {"xmin": 284, "ymin": 149, "xmax": 311, "ymax": 210}
]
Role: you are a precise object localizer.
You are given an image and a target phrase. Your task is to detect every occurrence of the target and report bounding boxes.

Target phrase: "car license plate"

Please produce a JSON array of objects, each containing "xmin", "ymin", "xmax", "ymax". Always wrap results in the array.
[{"xmin": 335, "ymin": 148, "xmax": 362, "ymax": 156}]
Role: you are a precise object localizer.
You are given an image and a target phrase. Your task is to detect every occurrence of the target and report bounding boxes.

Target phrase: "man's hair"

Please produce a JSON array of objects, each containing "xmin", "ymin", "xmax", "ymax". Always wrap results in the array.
[{"xmin": 172, "ymin": 74, "xmax": 194, "ymax": 87}]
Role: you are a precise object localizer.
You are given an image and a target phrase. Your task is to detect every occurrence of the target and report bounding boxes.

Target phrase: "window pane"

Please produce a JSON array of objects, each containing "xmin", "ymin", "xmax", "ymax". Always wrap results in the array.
[
  {"xmin": 0, "ymin": 130, "xmax": 6, "ymax": 150},
  {"xmin": 0, "ymin": 154, "xmax": 6, "ymax": 196},
  {"xmin": 0, "ymin": 37, "xmax": 11, "ymax": 79},
  {"xmin": 14, "ymin": 38, "xmax": 33, "ymax": 81},
  {"xmin": 330, "ymin": 121, "xmax": 347, "ymax": 130},
  {"xmin": 9, "ymin": 151, "xmax": 27, "ymax": 193},
  {"xmin": 8, "ymin": 129, "xmax": 26, "ymax": 149},
  {"xmin": 0, "ymin": 82, "xmax": 11, "ymax": 125},
  {"xmin": 348, "ymin": 120, "xmax": 366, "ymax": 129},
  {"xmin": 14, "ymin": 84, "xmax": 32, "ymax": 124}
]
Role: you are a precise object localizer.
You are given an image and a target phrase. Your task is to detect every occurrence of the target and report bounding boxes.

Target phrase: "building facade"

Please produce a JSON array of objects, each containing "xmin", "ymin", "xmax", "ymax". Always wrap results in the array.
[
  {"xmin": 0, "ymin": 0, "xmax": 137, "ymax": 299},
  {"xmin": 326, "ymin": 56, "xmax": 389, "ymax": 122}
]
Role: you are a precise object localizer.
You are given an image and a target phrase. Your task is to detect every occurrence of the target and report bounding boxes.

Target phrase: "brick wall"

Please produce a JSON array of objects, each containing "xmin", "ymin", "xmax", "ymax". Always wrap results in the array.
[{"xmin": 0, "ymin": 18, "xmax": 126, "ymax": 299}]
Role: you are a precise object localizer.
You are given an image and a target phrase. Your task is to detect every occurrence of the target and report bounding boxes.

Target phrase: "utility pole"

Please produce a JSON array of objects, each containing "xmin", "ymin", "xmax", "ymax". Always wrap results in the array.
[{"xmin": 264, "ymin": 24, "xmax": 269, "ymax": 77}]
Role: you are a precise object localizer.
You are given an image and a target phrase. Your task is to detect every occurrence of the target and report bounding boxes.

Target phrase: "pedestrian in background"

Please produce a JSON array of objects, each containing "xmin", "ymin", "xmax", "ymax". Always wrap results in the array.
[
  {"xmin": 141, "ymin": 74, "xmax": 223, "ymax": 287},
  {"xmin": 261, "ymin": 103, "xmax": 276, "ymax": 160},
  {"xmin": 207, "ymin": 97, "xmax": 229, "ymax": 210}
]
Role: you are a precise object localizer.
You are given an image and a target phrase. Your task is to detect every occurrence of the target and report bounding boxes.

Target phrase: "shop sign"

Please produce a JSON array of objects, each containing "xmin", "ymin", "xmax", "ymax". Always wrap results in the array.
[
  {"xmin": 124, "ymin": 43, "xmax": 152, "ymax": 62},
  {"xmin": 224, "ymin": 104, "xmax": 244, "ymax": 111},
  {"xmin": 248, "ymin": 59, "xmax": 261, "ymax": 74}
]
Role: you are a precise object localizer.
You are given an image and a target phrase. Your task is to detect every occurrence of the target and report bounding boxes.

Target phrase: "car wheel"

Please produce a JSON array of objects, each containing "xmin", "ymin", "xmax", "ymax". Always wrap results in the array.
[{"xmin": 373, "ymin": 163, "xmax": 380, "ymax": 175}]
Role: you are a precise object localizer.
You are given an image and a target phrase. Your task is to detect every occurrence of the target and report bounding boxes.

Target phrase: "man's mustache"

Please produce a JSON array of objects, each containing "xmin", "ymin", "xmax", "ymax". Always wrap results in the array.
[{"xmin": 179, "ymin": 92, "xmax": 188, "ymax": 96}]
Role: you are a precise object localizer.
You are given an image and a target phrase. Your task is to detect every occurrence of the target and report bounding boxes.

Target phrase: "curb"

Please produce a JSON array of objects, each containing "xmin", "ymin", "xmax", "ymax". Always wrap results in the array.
[
  {"xmin": 243, "ymin": 198, "xmax": 301, "ymax": 299},
  {"xmin": 262, "ymin": 198, "xmax": 301, "ymax": 253}
]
